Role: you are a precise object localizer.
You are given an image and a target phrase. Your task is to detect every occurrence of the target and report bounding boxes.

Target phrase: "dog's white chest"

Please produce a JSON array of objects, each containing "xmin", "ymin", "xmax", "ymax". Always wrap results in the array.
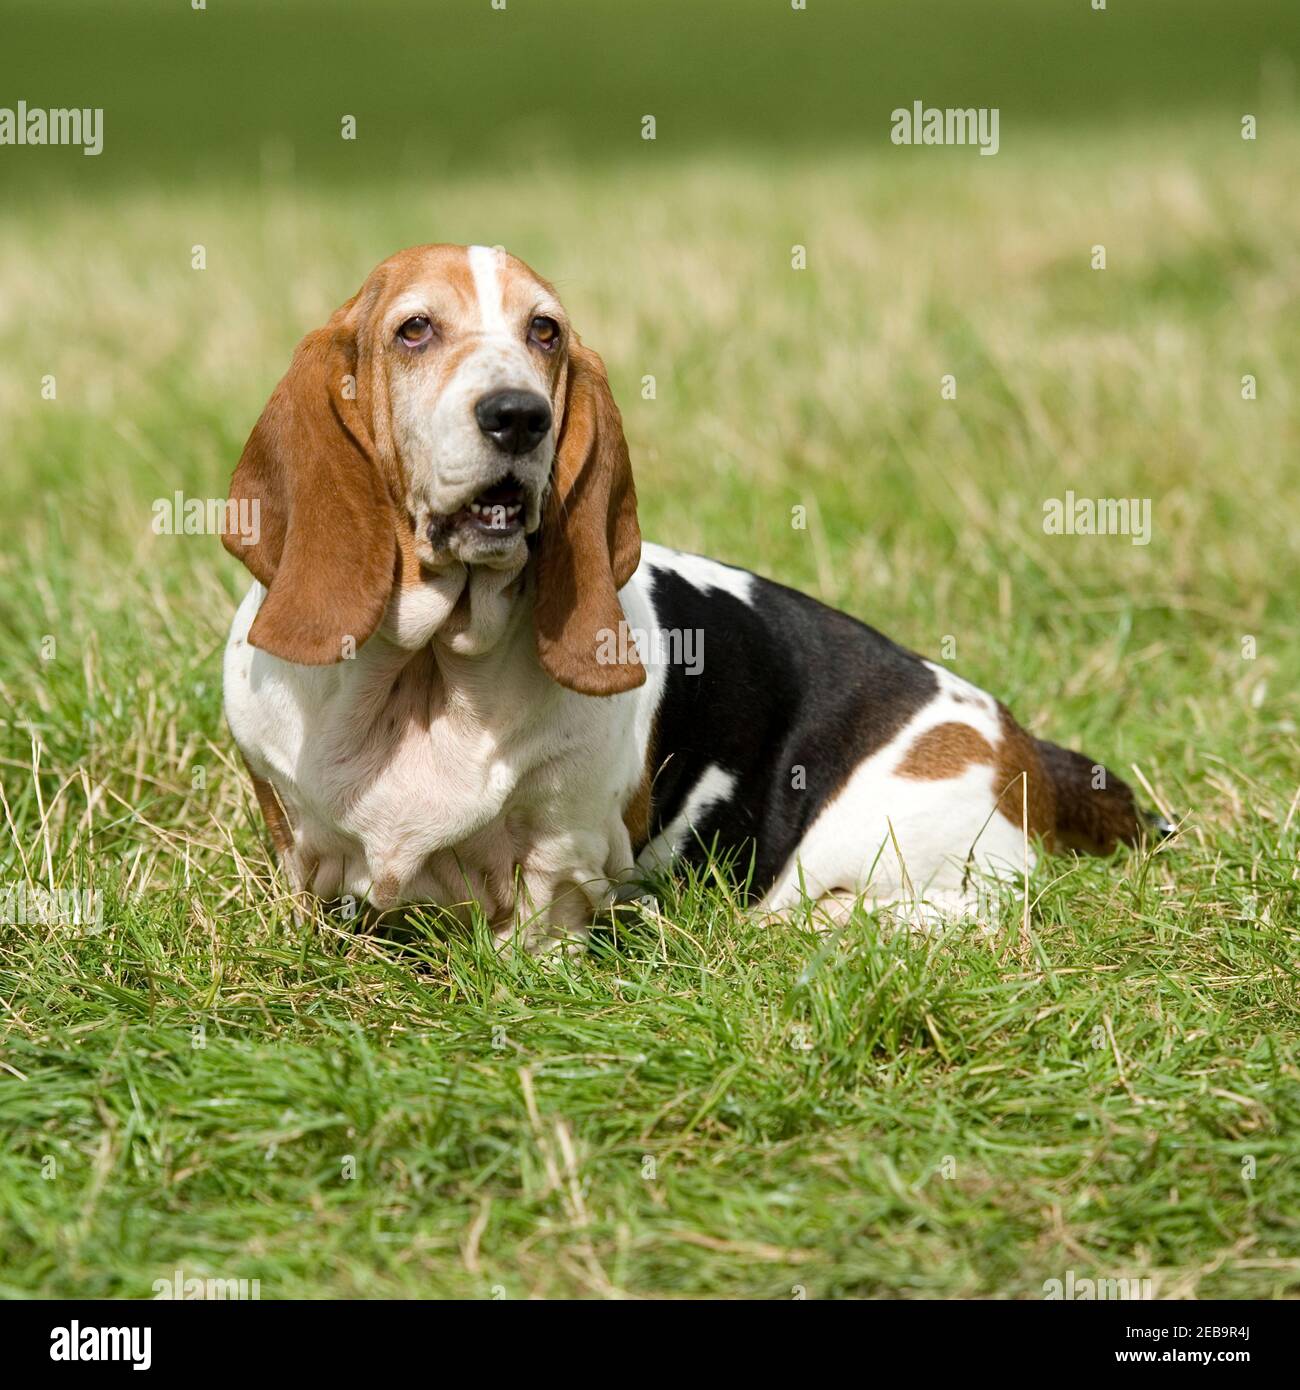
[{"xmin": 223, "ymin": 582, "xmax": 639, "ymax": 932}]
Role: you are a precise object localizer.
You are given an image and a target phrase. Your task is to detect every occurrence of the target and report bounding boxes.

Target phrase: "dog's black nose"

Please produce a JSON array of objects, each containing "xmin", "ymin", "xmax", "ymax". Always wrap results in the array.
[{"xmin": 474, "ymin": 390, "xmax": 552, "ymax": 455}]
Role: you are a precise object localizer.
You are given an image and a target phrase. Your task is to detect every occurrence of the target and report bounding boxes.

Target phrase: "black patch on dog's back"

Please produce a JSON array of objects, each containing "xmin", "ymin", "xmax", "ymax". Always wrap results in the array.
[{"xmin": 643, "ymin": 558, "xmax": 939, "ymax": 897}]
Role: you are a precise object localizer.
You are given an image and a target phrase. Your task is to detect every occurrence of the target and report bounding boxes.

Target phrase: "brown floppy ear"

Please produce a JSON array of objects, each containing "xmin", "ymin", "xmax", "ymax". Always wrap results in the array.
[
  {"xmin": 534, "ymin": 340, "xmax": 644, "ymax": 695},
  {"xmin": 222, "ymin": 308, "xmax": 397, "ymax": 665}
]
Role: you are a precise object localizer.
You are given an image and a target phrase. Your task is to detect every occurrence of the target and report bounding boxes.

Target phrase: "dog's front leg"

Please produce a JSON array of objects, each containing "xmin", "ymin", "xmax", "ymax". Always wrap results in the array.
[{"xmin": 492, "ymin": 835, "xmax": 617, "ymax": 956}]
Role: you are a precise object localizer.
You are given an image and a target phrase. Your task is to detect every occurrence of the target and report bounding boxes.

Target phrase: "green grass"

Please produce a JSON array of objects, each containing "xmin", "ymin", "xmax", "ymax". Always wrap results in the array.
[{"xmin": 2, "ymin": 2, "xmax": 1300, "ymax": 1299}]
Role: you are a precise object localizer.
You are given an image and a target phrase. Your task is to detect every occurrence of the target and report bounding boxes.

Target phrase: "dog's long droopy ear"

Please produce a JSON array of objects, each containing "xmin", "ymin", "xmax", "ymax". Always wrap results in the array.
[
  {"xmin": 534, "ymin": 340, "xmax": 644, "ymax": 696},
  {"xmin": 222, "ymin": 309, "xmax": 397, "ymax": 665}
]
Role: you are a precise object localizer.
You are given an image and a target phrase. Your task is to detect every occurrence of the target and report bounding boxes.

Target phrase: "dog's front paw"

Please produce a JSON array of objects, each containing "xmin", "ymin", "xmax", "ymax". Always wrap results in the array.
[{"xmin": 493, "ymin": 919, "xmax": 591, "ymax": 959}]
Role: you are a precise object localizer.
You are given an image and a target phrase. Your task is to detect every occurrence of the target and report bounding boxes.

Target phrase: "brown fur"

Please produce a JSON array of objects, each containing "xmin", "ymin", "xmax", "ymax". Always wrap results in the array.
[
  {"xmin": 246, "ymin": 764, "xmax": 295, "ymax": 854},
  {"xmin": 533, "ymin": 339, "xmax": 644, "ymax": 695},
  {"xmin": 622, "ymin": 720, "xmax": 658, "ymax": 853},
  {"xmin": 622, "ymin": 766, "xmax": 653, "ymax": 854},
  {"xmin": 221, "ymin": 301, "xmax": 399, "ymax": 666},
  {"xmin": 993, "ymin": 704, "xmax": 1057, "ymax": 847},
  {"xmin": 896, "ymin": 721, "xmax": 997, "ymax": 779}
]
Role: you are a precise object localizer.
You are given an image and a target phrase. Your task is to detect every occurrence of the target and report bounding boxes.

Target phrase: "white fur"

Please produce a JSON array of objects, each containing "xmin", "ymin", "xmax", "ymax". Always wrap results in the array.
[
  {"xmin": 468, "ymin": 244, "xmax": 509, "ymax": 335},
  {"xmin": 638, "ymin": 764, "xmax": 738, "ymax": 870},
  {"xmin": 225, "ymin": 557, "xmax": 669, "ymax": 951},
  {"xmin": 641, "ymin": 543, "xmax": 755, "ymax": 604}
]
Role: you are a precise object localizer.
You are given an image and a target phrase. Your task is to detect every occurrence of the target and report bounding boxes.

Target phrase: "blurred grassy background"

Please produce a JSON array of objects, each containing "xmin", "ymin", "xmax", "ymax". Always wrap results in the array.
[
  {"xmin": 3, "ymin": 0, "xmax": 1299, "ymax": 188},
  {"xmin": 1, "ymin": 0, "xmax": 1299, "ymax": 1299}
]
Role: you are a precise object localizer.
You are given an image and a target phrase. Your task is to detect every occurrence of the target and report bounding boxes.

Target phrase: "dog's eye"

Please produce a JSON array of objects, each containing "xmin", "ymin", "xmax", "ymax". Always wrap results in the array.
[
  {"xmin": 397, "ymin": 315, "xmax": 434, "ymax": 347},
  {"xmin": 528, "ymin": 316, "xmax": 560, "ymax": 351}
]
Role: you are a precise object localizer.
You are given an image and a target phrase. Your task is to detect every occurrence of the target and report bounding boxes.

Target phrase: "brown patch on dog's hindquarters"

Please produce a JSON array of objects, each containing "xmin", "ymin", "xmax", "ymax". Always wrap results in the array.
[
  {"xmin": 896, "ymin": 721, "xmax": 997, "ymax": 780},
  {"xmin": 895, "ymin": 712, "xmax": 1058, "ymax": 847},
  {"xmin": 994, "ymin": 705, "xmax": 1057, "ymax": 847}
]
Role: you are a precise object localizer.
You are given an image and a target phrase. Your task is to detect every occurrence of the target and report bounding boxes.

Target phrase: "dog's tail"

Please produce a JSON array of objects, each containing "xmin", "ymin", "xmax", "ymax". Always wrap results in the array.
[{"xmin": 1033, "ymin": 737, "xmax": 1174, "ymax": 854}]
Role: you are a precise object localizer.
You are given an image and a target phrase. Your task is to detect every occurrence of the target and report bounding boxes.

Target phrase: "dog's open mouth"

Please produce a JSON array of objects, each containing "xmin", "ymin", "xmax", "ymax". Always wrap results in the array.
[{"xmin": 435, "ymin": 476, "xmax": 526, "ymax": 540}]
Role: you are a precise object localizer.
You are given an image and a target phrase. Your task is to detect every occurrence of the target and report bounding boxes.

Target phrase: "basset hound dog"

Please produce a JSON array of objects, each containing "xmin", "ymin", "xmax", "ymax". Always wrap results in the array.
[{"xmin": 222, "ymin": 244, "xmax": 1168, "ymax": 951}]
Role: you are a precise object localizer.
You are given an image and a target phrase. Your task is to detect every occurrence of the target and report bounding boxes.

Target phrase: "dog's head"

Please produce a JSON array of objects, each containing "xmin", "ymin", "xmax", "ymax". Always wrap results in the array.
[{"xmin": 222, "ymin": 244, "xmax": 642, "ymax": 695}]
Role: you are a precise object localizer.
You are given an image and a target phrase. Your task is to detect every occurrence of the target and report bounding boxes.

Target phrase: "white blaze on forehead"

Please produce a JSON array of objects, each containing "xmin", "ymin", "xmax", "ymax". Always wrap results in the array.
[{"xmin": 468, "ymin": 244, "xmax": 509, "ymax": 336}]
